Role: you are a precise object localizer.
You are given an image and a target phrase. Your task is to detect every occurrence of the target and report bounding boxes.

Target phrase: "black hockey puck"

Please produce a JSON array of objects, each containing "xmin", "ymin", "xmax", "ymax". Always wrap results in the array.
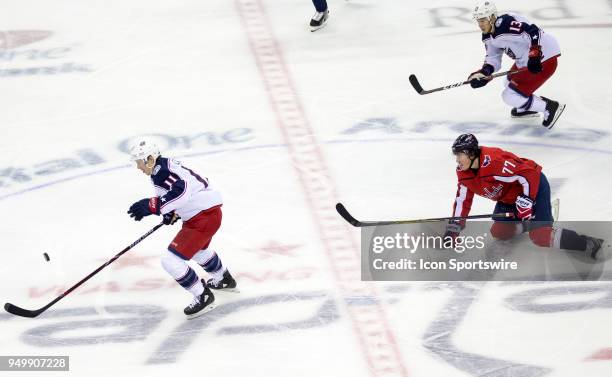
[{"xmin": 43, "ymin": 252, "xmax": 50, "ymax": 262}]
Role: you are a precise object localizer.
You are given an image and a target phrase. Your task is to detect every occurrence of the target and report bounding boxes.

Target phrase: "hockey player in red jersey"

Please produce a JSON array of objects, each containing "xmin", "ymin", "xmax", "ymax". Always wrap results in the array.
[
  {"xmin": 468, "ymin": 0, "xmax": 565, "ymax": 128},
  {"xmin": 127, "ymin": 138, "xmax": 237, "ymax": 319},
  {"xmin": 445, "ymin": 134, "xmax": 605, "ymax": 259}
]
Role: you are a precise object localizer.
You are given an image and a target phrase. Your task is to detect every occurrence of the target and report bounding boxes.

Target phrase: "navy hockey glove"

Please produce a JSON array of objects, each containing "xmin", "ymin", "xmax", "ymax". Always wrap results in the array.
[
  {"xmin": 515, "ymin": 195, "xmax": 534, "ymax": 221},
  {"xmin": 163, "ymin": 211, "xmax": 180, "ymax": 225},
  {"xmin": 128, "ymin": 197, "xmax": 161, "ymax": 221},
  {"xmin": 468, "ymin": 64, "xmax": 494, "ymax": 88},
  {"xmin": 527, "ymin": 45, "xmax": 543, "ymax": 74}
]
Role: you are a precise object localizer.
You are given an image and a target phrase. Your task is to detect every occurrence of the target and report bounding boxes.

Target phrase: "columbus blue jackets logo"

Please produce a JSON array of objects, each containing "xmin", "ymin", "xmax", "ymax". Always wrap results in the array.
[
  {"xmin": 153, "ymin": 165, "xmax": 161, "ymax": 175},
  {"xmin": 495, "ymin": 18, "xmax": 503, "ymax": 27},
  {"xmin": 482, "ymin": 155, "xmax": 491, "ymax": 167}
]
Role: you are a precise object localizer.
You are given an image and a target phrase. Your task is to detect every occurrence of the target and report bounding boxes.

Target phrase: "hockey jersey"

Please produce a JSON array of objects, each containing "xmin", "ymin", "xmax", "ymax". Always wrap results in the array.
[
  {"xmin": 149, "ymin": 156, "xmax": 222, "ymax": 221},
  {"xmin": 482, "ymin": 13, "xmax": 561, "ymax": 71},
  {"xmin": 452, "ymin": 146, "xmax": 542, "ymax": 219}
]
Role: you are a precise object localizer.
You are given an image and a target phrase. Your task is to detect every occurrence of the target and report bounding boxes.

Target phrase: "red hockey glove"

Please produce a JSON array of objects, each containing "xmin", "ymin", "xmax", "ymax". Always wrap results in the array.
[
  {"xmin": 515, "ymin": 195, "xmax": 534, "ymax": 221},
  {"xmin": 527, "ymin": 45, "xmax": 543, "ymax": 74}
]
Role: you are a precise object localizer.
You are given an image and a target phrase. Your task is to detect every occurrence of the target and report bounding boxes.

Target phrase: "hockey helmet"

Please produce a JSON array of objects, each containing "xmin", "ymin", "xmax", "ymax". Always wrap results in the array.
[
  {"xmin": 128, "ymin": 137, "xmax": 160, "ymax": 161},
  {"xmin": 452, "ymin": 134, "xmax": 479, "ymax": 156},
  {"xmin": 472, "ymin": 0, "xmax": 497, "ymax": 20}
]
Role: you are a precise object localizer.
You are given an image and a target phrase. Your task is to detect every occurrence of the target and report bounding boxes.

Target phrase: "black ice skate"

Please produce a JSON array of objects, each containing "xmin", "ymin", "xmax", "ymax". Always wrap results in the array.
[
  {"xmin": 585, "ymin": 237, "xmax": 605, "ymax": 260},
  {"xmin": 207, "ymin": 270, "xmax": 239, "ymax": 293},
  {"xmin": 541, "ymin": 97, "xmax": 566, "ymax": 129},
  {"xmin": 310, "ymin": 10, "xmax": 329, "ymax": 32},
  {"xmin": 184, "ymin": 281, "xmax": 216, "ymax": 319},
  {"xmin": 511, "ymin": 108, "xmax": 539, "ymax": 119}
]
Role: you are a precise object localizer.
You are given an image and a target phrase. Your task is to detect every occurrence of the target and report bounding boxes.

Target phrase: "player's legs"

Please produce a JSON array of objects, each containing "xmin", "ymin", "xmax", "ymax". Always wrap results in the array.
[
  {"xmin": 310, "ymin": 0, "xmax": 329, "ymax": 31},
  {"xmin": 192, "ymin": 248, "xmax": 226, "ymax": 281},
  {"xmin": 161, "ymin": 250, "xmax": 204, "ymax": 297},
  {"xmin": 526, "ymin": 173, "xmax": 605, "ymax": 258},
  {"xmin": 502, "ymin": 57, "xmax": 560, "ymax": 122},
  {"xmin": 526, "ymin": 173, "xmax": 554, "ymax": 246},
  {"xmin": 168, "ymin": 205, "xmax": 223, "ymax": 259},
  {"xmin": 160, "ymin": 248, "xmax": 215, "ymax": 318},
  {"xmin": 490, "ymin": 202, "xmax": 521, "ymax": 240}
]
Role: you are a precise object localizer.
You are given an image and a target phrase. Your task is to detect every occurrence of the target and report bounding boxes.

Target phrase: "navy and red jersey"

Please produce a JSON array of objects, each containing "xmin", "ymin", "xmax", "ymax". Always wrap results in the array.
[
  {"xmin": 452, "ymin": 146, "xmax": 542, "ymax": 219},
  {"xmin": 149, "ymin": 156, "xmax": 222, "ymax": 221},
  {"xmin": 481, "ymin": 13, "xmax": 561, "ymax": 71}
]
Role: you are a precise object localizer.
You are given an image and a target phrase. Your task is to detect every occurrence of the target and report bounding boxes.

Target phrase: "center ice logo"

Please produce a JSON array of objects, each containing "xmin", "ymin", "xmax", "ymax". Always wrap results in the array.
[
  {"xmin": 0, "ymin": 29, "xmax": 92, "ymax": 78},
  {"xmin": 0, "ymin": 30, "xmax": 52, "ymax": 49}
]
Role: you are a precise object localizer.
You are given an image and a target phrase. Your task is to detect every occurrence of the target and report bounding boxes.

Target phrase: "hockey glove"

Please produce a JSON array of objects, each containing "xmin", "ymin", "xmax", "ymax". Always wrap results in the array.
[
  {"xmin": 527, "ymin": 45, "xmax": 543, "ymax": 74},
  {"xmin": 515, "ymin": 195, "xmax": 535, "ymax": 221},
  {"xmin": 163, "ymin": 211, "xmax": 180, "ymax": 225},
  {"xmin": 128, "ymin": 197, "xmax": 161, "ymax": 221},
  {"xmin": 468, "ymin": 64, "xmax": 494, "ymax": 88},
  {"xmin": 443, "ymin": 221, "xmax": 462, "ymax": 248}
]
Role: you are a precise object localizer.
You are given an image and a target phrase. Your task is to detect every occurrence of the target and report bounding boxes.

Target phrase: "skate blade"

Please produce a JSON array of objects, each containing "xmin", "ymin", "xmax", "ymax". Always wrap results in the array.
[
  {"xmin": 185, "ymin": 304, "xmax": 217, "ymax": 320},
  {"xmin": 511, "ymin": 113, "xmax": 540, "ymax": 119},
  {"xmin": 212, "ymin": 287, "xmax": 240, "ymax": 293},
  {"xmin": 546, "ymin": 104, "xmax": 566, "ymax": 129},
  {"xmin": 310, "ymin": 23, "xmax": 328, "ymax": 32}
]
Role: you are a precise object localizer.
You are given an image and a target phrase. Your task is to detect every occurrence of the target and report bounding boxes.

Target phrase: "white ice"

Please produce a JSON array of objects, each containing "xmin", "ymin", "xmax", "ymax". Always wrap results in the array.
[{"xmin": 1, "ymin": 1, "xmax": 612, "ymax": 376}]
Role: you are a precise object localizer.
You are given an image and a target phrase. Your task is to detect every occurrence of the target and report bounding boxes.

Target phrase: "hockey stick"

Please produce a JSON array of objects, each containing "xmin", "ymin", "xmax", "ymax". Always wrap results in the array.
[
  {"xmin": 4, "ymin": 222, "xmax": 164, "ymax": 318},
  {"xmin": 409, "ymin": 68, "xmax": 524, "ymax": 95},
  {"xmin": 336, "ymin": 203, "xmax": 513, "ymax": 227}
]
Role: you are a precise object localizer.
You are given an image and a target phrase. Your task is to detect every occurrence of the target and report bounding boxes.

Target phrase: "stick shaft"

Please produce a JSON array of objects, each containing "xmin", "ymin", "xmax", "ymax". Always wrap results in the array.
[
  {"xmin": 336, "ymin": 203, "xmax": 512, "ymax": 227},
  {"xmin": 410, "ymin": 68, "xmax": 524, "ymax": 95},
  {"xmin": 4, "ymin": 222, "xmax": 164, "ymax": 318}
]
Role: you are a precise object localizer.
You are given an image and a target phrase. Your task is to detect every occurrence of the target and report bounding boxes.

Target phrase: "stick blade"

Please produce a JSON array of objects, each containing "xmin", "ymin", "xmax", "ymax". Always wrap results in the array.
[
  {"xmin": 335, "ymin": 203, "xmax": 361, "ymax": 227},
  {"xmin": 409, "ymin": 74, "xmax": 425, "ymax": 94},
  {"xmin": 4, "ymin": 302, "xmax": 42, "ymax": 318}
]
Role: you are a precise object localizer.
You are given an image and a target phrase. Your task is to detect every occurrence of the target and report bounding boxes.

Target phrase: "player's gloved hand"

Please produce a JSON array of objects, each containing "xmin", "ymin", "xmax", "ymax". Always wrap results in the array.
[
  {"xmin": 515, "ymin": 195, "xmax": 534, "ymax": 221},
  {"xmin": 468, "ymin": 64, "xmax": 494, "ymax": 88},
  {"xmin": 527, "ymin": 45, "xmax": 543, "ymax": 74},
  {"xmin": 128, "ymin": 197, "xmax": 161, "ymax": 221},
  {"xmin": 163, "ymin": 211, "xmax": 180, "ymax": 225},
  {"xmin": 443, "ymin": 221, "xmax": 462, "ymax": 247}
]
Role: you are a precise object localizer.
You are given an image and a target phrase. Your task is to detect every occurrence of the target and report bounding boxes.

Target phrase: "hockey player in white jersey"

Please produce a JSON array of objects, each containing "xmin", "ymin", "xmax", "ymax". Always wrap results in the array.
[
  {"xmin": 127, "ymin": 138, "xmax": 237, "ymax": 319},
  {"xmin": 468, "ymin": 0, "xmax": 565, "ymax": 128}
]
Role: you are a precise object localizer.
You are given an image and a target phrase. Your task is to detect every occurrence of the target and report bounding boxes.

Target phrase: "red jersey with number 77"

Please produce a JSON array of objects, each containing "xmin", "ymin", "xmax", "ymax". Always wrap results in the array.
[{"xmin": 452, "ymin": 146, "xmax": 542, "ymax": 219}]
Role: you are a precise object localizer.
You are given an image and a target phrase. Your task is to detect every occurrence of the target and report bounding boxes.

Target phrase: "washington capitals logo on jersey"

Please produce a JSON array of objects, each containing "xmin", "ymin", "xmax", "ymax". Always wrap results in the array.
[
  {"xmin": 483, "ymin": 184, "xmax": 503, "ymax": 199},
  {"xmin": 153, "ymin": 165, "xmax": 161, "ymax": 175},
  {"xmin": 482, "ymin": 155, "xmax": 491, "ymax": 168}
]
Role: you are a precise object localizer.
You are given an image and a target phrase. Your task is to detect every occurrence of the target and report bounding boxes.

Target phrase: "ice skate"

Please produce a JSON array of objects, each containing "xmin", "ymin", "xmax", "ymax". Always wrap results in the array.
[
  {"xmin": 585, "ymin": 236, "xmax": 606, "ymax": 260},
  {"xmin": 207, "ymin": 270, "xmax": 239, "ymax": 293},
  {"xmin": 541, "ymin": 97, "xmax": 566, "ymax": 129},
  {"xmin": 184, "ymin": 282, "xmax": 216, "ymax": 319},
  {"xmin": 310, "ymin": 10, "xmax": 329, "ymax": 32}
]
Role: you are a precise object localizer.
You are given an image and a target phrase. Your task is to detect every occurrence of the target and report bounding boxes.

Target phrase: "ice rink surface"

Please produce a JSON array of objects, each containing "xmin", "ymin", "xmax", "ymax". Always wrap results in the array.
[{"xmin": 1, "ymin": 1, "xmax": 612, "ymax": 376}]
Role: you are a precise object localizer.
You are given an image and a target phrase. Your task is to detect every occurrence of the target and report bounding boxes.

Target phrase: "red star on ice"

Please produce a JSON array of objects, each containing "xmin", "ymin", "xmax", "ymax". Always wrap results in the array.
[
  {"xmin": 104, "ymin": 254, "xmax": 158, "ymax": 270},
  {"xmin": 251, "ymin": 240, "xmax": 302, "ymax": 258}
]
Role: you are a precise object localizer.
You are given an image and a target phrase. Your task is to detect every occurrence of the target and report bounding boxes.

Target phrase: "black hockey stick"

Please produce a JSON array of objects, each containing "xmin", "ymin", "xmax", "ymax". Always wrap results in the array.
[
  {"xmin": 336, "ymin": 203, "xmax": 513, "ymax": 227},
  {"xmin": 4, "ymin": 222, "xmax": 164, "ymax": 318},
  {"xmin": 409, "ymin": 68, "xmax": 524, "ymax": 95}
]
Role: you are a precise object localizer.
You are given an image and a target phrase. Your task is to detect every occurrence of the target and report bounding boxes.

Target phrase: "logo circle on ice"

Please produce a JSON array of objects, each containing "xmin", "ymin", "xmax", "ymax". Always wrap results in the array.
[{"xmin": 0, "ymin": 30, "xmax": 52, "ymax": 49}]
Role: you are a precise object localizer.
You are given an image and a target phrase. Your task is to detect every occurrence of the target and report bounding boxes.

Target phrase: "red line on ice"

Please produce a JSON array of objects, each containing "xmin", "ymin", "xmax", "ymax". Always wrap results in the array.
[{"xmin": 234, "ymin": 1, "xmax": 409, "ymax": 376}]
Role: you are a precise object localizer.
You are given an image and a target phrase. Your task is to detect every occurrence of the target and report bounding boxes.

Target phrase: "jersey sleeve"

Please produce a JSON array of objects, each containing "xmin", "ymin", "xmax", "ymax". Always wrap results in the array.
[
  {"xmin": 452, "ymin": 182, "xmax": 474, "ymax": 226},
  {"xmin": 482, "ymin": 37, "xmax": 504, "ymax": 72}
]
